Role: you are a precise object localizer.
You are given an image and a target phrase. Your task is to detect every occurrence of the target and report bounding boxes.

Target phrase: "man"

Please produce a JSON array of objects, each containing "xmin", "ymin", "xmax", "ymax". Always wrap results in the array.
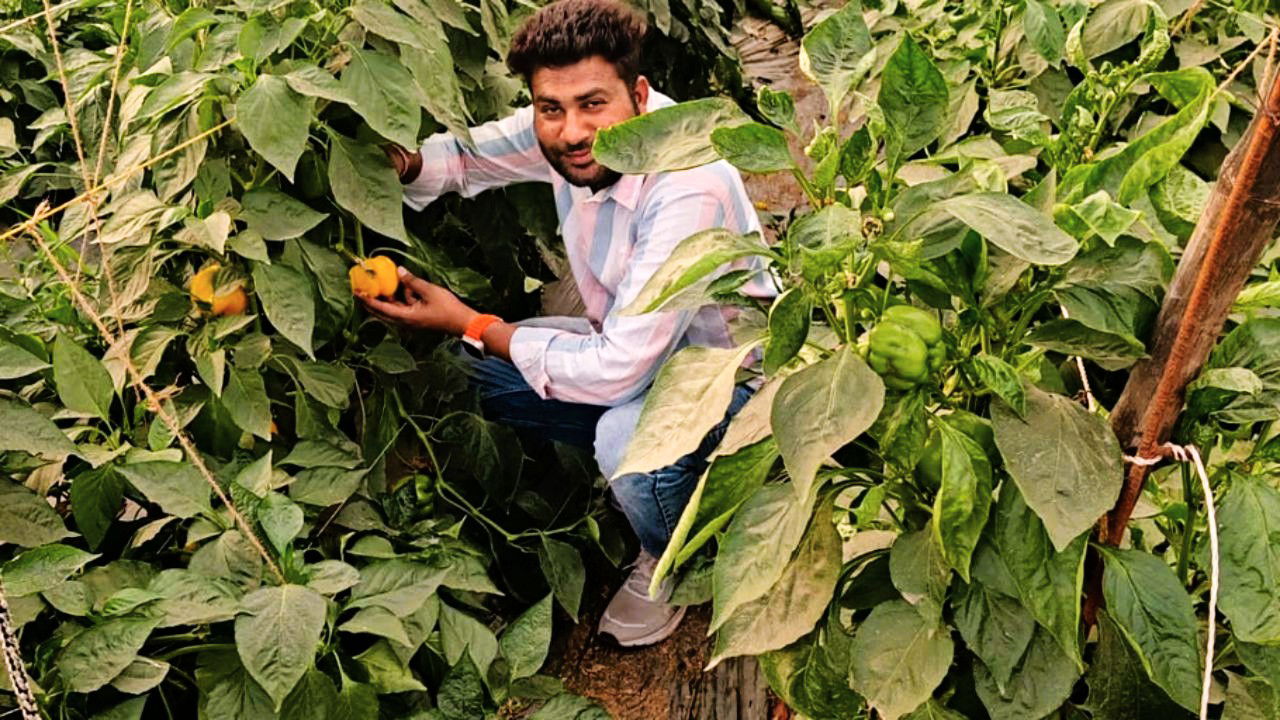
[{"xmin": 364, "ymin": 0, "xmax": 771, "ymax": 647}]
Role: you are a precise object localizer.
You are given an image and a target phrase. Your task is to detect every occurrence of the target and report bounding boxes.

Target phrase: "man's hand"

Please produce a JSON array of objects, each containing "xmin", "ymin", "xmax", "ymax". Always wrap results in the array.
[
  {"xmin": 358, "ymin": 267, "xmax": 478, "ymax": 335},
  {"xmin": 382, "ymin": 143, "xmax": 423, "ymax": 184}
]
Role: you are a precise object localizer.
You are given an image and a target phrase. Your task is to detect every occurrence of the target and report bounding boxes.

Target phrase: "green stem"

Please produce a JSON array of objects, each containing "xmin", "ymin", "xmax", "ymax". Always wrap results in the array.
[{"xmin": 1177, "ymin": 461, "xmax": 1197, "ymax": 585}]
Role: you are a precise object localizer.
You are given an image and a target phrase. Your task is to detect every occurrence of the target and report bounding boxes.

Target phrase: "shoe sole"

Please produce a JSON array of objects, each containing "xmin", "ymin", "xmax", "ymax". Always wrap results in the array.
[{"xmin": 608, "ymin": 605, "xmax": 688, "ymax": 648}]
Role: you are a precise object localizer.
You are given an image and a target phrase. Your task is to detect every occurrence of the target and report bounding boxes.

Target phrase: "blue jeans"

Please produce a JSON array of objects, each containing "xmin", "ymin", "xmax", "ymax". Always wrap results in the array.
[{"xmin": 460, "ymin": 352, "xmax": 754, "ymax": 557}]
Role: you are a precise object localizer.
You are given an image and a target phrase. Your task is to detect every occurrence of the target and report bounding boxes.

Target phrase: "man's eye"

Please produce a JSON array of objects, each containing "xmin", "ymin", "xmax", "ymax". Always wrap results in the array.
[
  {"xmin": 585, "ymin": 100, "xmax": 603, "ymax": 109},
  {"xmin": 541, "ymin": 106, "xmax": 562, "ymax": 116}
]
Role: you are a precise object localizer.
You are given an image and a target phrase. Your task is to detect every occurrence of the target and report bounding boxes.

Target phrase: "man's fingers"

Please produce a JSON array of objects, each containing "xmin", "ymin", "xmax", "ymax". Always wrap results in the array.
[
  {"xmin": 397, "ymin": 266, "xmax": 436, "ymax": 296},
  {"xmin": 360, "ymin": 295, "xmax": 415, "ymax": 320}
]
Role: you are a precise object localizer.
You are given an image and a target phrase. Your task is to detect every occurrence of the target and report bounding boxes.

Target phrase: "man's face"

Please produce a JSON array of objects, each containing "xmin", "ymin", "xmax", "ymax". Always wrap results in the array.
[{"xmin": 530, "ymin": 56, "xmax": 649, "ymax": 190}]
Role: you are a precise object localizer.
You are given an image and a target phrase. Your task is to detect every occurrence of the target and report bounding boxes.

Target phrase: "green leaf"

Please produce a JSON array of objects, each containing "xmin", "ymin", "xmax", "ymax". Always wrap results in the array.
[
  {"xmin": 235, "ymin": 584, "xmax": 327, "ymax": 709},
  {"xmin": 711, "ymin": 483, "xmax": 817, "ymax": 632},
  {"xmin": 328, "ymin": 132, "xmax": 407, "ymax": 243},
  {"xmin": 2, "ymin": 544, "xmax": 98, "ymax": 597},
  {"xmin": 1025, "ymin": 318, "xmax": 1147, "ymax": 370},
  {"xmin": 117, "ymin": 461, "xmax": 213, "ymax": 518},
  {"xmin": 987, "ymin": 485, "xmax": 1086, "ymax": 664},
  {"xmin": 0, "ymin": 481, "xmax": 71, "ymax": 546},
  {"xmin": 306, "ymin": 560, "xmax": 361, "ymax": 596},
  {"xmin": 879, "ymin": 35, "xmax": 949, "ymax": 158},
  {"xmin": 149, "ymin": 569, "xmax": 242, "ymax": 627},
  {"xmin": 239, "ymin": 189, "xmax": 327, "ymax": 241},
  {"xmin": 341, "ymin": 48, "xmax": 420, "ymax": 148},
  {"xmin": 437, "ymin": 655, "xmax": 484, "ymax": 720},
  {"xmin": 529, "ymin": 692, "xmax": 612, "ymax": 720},
  {"xmin": 970, "ymin": 354, "xmax": 1026, "ymax": 417},
  {"xmin": 910, "ymin": 193, "xmax": 1078, "ymax": 266},
  {"xmin": 279, "ymin": 669, "xmax": 339, "ymax": 720},
  {"xmin": 499, "ymin": 594, "xmax": 553, "ymax": 680},
  {"xmin": 759, "ymin": 616, "xmax": 864, "ymax": 719},
  {"xmin": 799, "ymin": 0, "xmax": 873, "ymax": 116},
  {"xmin": 57, "ymin": 616, "xmax": 161, "ymax": 693},
  {"xmin": 366, "ymin": 339, "xmax": 416, "ymax": 374},
  {"xmin": 338, "ymin": 606, "xmax": 411, "ymax": 645},
  {"xmin": 593, "ymin": 97, "xmax": 751, "ymax": 174},
  {"xmin": 708, "ymin": 510, "xmax": 842, "ymax": 667},
  {"xmin": 1215, "ymin": 475, "xmax": 1280, "ymax": 644},
  {"xmin": 764, "ymin": 288, "xmax": 811, "ymax": 374},
  {"xmin": 0, "ymin": 163, "xmax": 49, "ymax": 205},
  {"xmin": 991, "ymin": 382, "xmax": 1123, "ymax": 550},
  {"xmin": 1083, "ymin": 610, "xmax": 1187, "ymax": 719},
  {"xmin": 190, "ymin": 531, "xmax": 265, "ymax": 591},
  {"xmin": 890, "ymin": 528, "xmax": 950, "ymax": 623},
  {"xmin": 220, "ymin": 364, "xmax": 273, "ymax": 440},
  {"xmin": 91, "ymin": 698, "xmax": 148, "ymax": 720},
  {"xmin": 252, "ymin": 261, "xmax": 315, "ymax": 359},
  {"xmin": 954, "ymin": 559, "xmax": 1036, "ymax": 694},
  {"xmin": 974, "ymin": 626, "xmax": 1081, "ymax": 720},
  {"xmin": 111, "ymin": 656, "xmax": 170, "ymax": 694},
  {"xmin": 613, "ymin": 342, "xmax": 760, "ymax": 478},
  {"xmin": 0, "ymin": 338, "xmax": 50, "ymax": 379},
  {"xmin": 348, "ymin": 559, "xmax": 446, "ymax": 616},
  {"xmin": 773, "ymin": 346, "xmax": 885, "ymax": 499},
  {"xmin": 1223, "ymin": 671, "xmax": 1280, "ymax": 720},
  {"xmin": 789, "ymin": 204, "xmax": 861, "ymax": 281},
  {"xmin": 71, "ymin": 468, "xmax": 124, "ymax": 550},
  {"xmin": 196, "ymin": 649, "xmax": 275, "ymax": 720},
  {"xmin": 236, "ymin": 75, "xmax": 312, "ymax": 181},
  {"xmin": 439, "ymin": 602, "xmax": 498, "ymax": 675},
  {"xmin": 1024, "ymin": 0, "xmax": 1066, "ymax": 66},
  {"xmin": 903, "ymin": 700, "xmax": 968, "ymax": 719},
  {"xmin": 538, "ymin": 536, "xmax": 585, "ymax": 622},
  {"xmin": 332, "ymin": 680, "xmax": 379, "ymax": 720},
  {"xmin": 620, "ymin": 229, "xmax": 773, "ymax": 315},
  {"xmin": 710, "ymin": 122, "xmax": 794, "ymax": 173},
  {"xmin": 1100, "ymin": 547, "xmax": 1201, "ymax": 712},
  {"xmin": 756, "ymin": 86, "xmax": 798, "ymax": 134},
  {"xmin": 290, "ymin": 360, "xmax": 356, "ymax": 409},
  {"xmin": 0, "ymin": 397, "xmax": 77, "ymax": 462},
  {"xmin": 283, "ymin": 65, "xmax": 355, "ymax": 105},
  {"xmin": 258, "ymin": 492, "xmax": 302, "ymax": 553},
  {"xmin": 850, "ymin": 600, "xmax": 954, "ymax": 720},
  {"xmin": 399, "ymin": 19, "xmax": 472, "ymax": 146},
  {"xmin": 932, "ymin": 422, "xmax": 993, "ymax": 580},
  {"xmin": 54, "ymin": 334, "xmax": 114, "ymax": 420}
]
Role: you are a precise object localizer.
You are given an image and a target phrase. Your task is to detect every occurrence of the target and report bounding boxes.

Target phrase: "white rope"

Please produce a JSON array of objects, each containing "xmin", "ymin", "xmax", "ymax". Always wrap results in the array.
[
  {"xmin": 0, "ymin": 581, "xmax": 40, "ymax": 720},
  {"xmin": 1124, "ymin": 442, "xmax": 1218, "ymax": 720}
]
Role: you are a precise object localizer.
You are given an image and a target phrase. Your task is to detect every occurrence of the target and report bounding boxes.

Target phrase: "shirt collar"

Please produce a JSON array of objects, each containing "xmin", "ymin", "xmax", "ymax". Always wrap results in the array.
[{"xmin": 582, "ymin": 172, "xmax": 644, "ymax": 211}]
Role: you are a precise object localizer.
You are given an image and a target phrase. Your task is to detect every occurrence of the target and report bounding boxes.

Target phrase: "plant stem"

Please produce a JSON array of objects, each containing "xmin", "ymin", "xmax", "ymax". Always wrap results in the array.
[{"xmin": 1177, "ymin": 461, "xmax": 1197, "ymax": 584}]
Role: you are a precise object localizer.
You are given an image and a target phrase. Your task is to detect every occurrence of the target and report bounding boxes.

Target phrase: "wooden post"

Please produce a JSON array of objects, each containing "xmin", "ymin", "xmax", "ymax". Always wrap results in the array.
[{"xmin": 1085, "ymin": 68, "xmax": 1280, "ymax": 624}]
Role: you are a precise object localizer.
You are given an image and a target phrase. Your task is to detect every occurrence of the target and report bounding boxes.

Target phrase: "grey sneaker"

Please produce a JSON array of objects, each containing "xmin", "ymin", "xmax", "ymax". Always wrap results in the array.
[{"xmin": 597, "ymin": 551, "xmax": 687, "ymax": 647}]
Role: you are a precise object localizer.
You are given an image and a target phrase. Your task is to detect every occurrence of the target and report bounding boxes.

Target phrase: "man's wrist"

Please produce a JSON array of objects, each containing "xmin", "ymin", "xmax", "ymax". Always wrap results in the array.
[{"xmin": 382, "ymin": 143, "xmax": 423, "ymax": 184}]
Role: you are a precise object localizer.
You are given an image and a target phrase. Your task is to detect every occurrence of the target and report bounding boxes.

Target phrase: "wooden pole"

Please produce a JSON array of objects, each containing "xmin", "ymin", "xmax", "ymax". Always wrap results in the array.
[{"xmin": 1085, "ymin": 67, "xmax": 1280, "ymax": 624}]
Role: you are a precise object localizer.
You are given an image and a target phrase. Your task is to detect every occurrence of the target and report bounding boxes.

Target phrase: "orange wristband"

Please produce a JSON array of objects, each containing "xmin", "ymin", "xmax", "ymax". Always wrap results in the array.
[{"xmin": 463, "ymin": 313, "xmax": 502, "ymax": 343}]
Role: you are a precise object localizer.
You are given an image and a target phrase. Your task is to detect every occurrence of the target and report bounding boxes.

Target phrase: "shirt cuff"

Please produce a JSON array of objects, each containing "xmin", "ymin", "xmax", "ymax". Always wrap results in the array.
[
  {"xmin": 401, "ymin": 141, "xmax": 457, "ymax": 211},
  {"xmin": 508, "ymin": 325, "xmax": 564, "ymax": 399}
]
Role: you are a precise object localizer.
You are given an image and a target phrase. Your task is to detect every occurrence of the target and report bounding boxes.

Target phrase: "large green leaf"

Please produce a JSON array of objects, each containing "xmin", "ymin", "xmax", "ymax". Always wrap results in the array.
[
  {"xmin": 235, "ymin": 75, "xmax": 312, "ymax": 182},
  {"xmin": 890, "ymin": 528, "xmax": 950, "ymax": 623},
  {"xmin": 773, "ymin": 346, "xmax": 884, "ymax": 499},
  {"xmin": 149, "ymin": 569, "xmax": 242, "ymax": 627},
  {"xmin": 234, "ymin": 584, "xmax": 327, "ymax": 709},
  {"xmin": 710, "ymin": 483, "xmax": 816, "ymax": 632},
  {"xmin": 0, "ymin": 337, "xmax": 50, "ymax": 379},
  {"xmin": 116, "ymin": 461, "xmax": 213, "ymax": 519},
  {"xmin": 252, "ymin": 262, "xmax": 315, "ymax": 359},
  {"xmin": 1024, "ymin": 0, "xmax": 1066, "ymax": 65},
  {"xmin": 593, "ymin": 97, "xmax": 750, "ymax": 174},
  {"xmin": 0, "ymin": 480, "xmax": 72, "ymax": 547},
  {"xmin": 987, "ymin": 485, "xmax": 1087, "ymax": 664},
  {"xmin": 850, "ymin": 600, "xmax": 954, "ymax": 720},
  {"xmin": 395, "ymin": 2, "xmax": 472, "ymax": 146},
  {"xmin": 54, "ymin": 335, "xmax": 114, "ymax": 420},
  {"xmin": 196, "ymin": 649, "xmax": 275, "ymax": 720},
  {"xmin": 799, "ymin": 0, "xmax": 873, "ymax": 116},
  {"xmin": 710, "ymin": 122, "xmax": 794, "ymax": 173},
  {"xmin": 223, "ymin": 364, "xmax": 274, "ymax": 440},
  {"xmin": 538, "ymin": 537, "xmax": 585, "ymax": 622},
  {"xmin": 437, "ymin": 656, "xmax": 484, "ymax": 720},
  {"xmin": 613, "ymin": 342, "xmax": 760, "ymax": 478},
  {"xmin": 974, "ymin": 626, "xmax": 1080, "ymax": 720},
  {"xmin": 348, "ymin": 559, "xmax": 446, "ymax": 616},
  {"xmin": 1100, "ymin": 547, "xmax": 1201, "ymax": 712},
  {"xmin": 759, "ymin": 615, "xmax": 864, "ymax": 719},
  {"xmin": 932, "ymin": 422, "xmax": 993, "ymax": 580},
  {"xmin": 620, "ymin": 229, "xmax": 773, "ymax": 315},
  {"xmin": 328, "ymin": 132, "xmax": 408, "ymax": 242},
  {"xmin": 239, "ymin": 189, "xmax": 327, "ymax": 241},
  {"xmin": 499, "ymin": 594, "xmax": 552, "ymax": 680},
  {"xmin": 764, "ymin": 288, "xmax": 811, "ymax": 374},
  {"xmin": 1082, "ymin": 610, "xmax": 1187, "ymax": 719},
  {"xmin": 2, "ymin": 544, "xmax": 98, "ymax": 597},
  {"xmin": 708, "ymin": 509, "xmax": 841, "ymax": 667},
  {"xmin": 991, "ymin": 382, "xmax": 1123, "ymax": 550},
  {"xmin": 57, "ymin": 616, "xmax": 161, "ymax": 693},
  {"xmin": 341, "ymin": 48, "xmax": 420, "ymax": 148},
  {"xmin": 0, "ymin": 397, "xmax": 77, "ymax": 462},
  {"xmin": 879, "ymin": 35, "xmax": 948, "ymax": 158},
  {"xmin": 1215, "ymin": 475, "xmax": 1280, "ymax": 644},
  {"xmin": 906, "ymin": 193, "xmax": 1078, "ymax": 266},
  {"xmin": 954, "ymin": 556, "xmax": 1036, "ymax": 694}
]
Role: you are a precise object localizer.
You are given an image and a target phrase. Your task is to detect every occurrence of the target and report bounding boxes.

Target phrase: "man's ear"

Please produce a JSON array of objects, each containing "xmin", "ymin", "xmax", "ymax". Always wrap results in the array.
[{"xmin": 633, "ymin": 75, "xmax": 650, "ymax": 112}]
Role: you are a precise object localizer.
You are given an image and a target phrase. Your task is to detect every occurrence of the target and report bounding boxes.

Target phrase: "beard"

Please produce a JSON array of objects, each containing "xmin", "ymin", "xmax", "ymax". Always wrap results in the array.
[{"xmin": 539, "ymin": 94, "xmax": 640, "ymax": 191}]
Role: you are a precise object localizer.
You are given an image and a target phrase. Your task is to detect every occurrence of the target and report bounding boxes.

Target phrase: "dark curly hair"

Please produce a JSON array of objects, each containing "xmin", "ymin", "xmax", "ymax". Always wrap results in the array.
[{"xmin": 507, "ymin": 0, "xmax": 648, "ymax": 87}]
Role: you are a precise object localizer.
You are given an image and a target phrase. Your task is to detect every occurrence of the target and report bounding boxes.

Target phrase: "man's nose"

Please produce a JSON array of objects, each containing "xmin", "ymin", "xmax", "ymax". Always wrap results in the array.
[{"xmin": 561, "ymin": 111, "xmax": 593, "ymax": 147}]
